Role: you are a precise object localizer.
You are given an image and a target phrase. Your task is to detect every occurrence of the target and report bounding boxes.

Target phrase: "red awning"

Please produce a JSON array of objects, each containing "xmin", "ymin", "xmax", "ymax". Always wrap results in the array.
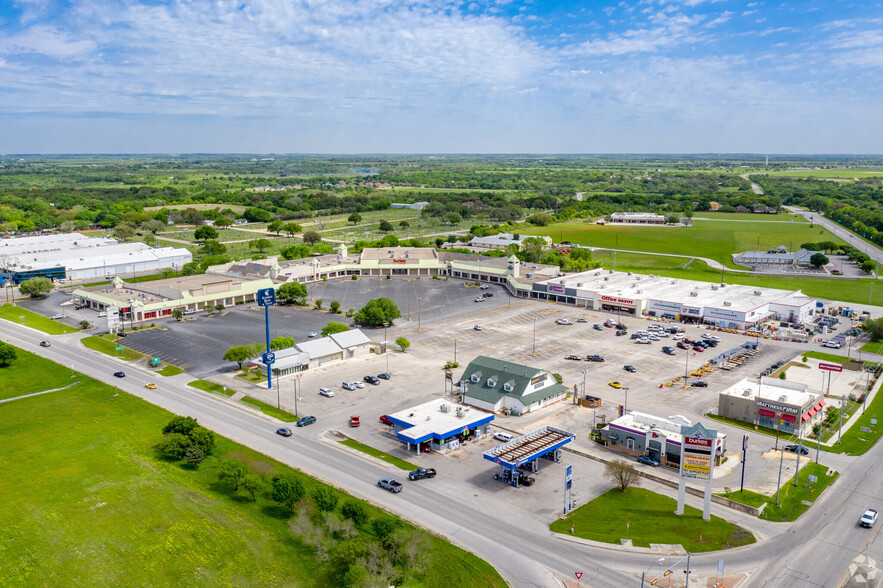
[
  {"xmin": 802, "ymin": 413, "xmax": 811, "ymax": 422},
  {"xmin": 806, "ymin": 407, "xmax": 817, "ymax": 417},
  {"xmin": 758, "ymin": 409, "xmax": 775, "ymax": 417},
  {"xmin": 781, "ymin": 414, "xmax": 796, "ymax": 421},
  {"xmin": 817, "ymin": 399, "xmax": 826, "ymax": 408}
]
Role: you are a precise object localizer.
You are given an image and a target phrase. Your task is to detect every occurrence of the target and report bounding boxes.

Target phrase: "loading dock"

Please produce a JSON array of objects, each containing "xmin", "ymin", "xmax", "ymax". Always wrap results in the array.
[{"xmin": 484, "ymin": 426, "xmax": 575, "ymax": 487}]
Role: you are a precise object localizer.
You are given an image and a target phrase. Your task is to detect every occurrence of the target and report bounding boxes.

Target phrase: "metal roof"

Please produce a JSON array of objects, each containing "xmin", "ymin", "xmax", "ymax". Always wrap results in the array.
[{"xmin": 483, "ymin": 426, "xmax": 575, "ymax": 469}]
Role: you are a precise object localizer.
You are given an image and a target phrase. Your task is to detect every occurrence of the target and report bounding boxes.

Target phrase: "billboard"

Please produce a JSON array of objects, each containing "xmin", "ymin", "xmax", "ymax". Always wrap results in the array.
[{"xmin": 681, "ymin": 430, "xmax": 715, "ymax": 481}]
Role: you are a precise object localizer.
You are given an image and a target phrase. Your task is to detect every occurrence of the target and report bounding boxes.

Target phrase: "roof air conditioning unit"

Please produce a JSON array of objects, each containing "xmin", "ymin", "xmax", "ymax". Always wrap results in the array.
[
  {"xmin": 440, "ymin": 404, "xmax": 450, "ymax": 413},
  {"xmin": 742, "ymin": 389, "xmax": 752, "ymax": 396},
  {"xmin": 690, "ymin": 291, "xmax": 698, "ymax": 297},
  {"xmin": 754, "ymin": 290, "xmax": 762, "ymax": 296},
  {"xmin": 778, "ymin": 395, "xmax": 788, "ymax": 402},
  {"xmin": 456, "ymin": 408, "xmax": 465, "ymax": 418},
  {"xmin": 723, "ymin": 301, "xmax": 732, "ymax": 307},
  {"xmin": 636, "ymin": 290, "xmax": 642, "ymax": 294}
]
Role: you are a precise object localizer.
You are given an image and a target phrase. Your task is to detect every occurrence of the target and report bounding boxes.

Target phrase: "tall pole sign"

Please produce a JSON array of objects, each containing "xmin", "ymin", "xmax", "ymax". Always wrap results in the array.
[
  {"xmin": 676, "ymin": 421, "xmax": 719, "ymax": 521},
  {"xmin": 740, "ymin": 434, "xmax": 749, "ymax": 493},
  {"xmin": 257, "ymin": 288, "xmax": 276, "ymax": 390},
  {"xmin": 564, "ymin": 464, "xmax": 573, "ymax": 514}
]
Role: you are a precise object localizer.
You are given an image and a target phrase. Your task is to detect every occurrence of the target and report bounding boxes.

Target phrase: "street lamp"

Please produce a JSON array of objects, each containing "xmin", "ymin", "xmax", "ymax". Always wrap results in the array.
[
  {"xmin": 532, "ymin": 317, "xmax": 537, "ymax": 356},
  {"xmin": 622, "ymin": 387, "xmax": 629, "ymax": 414},
  {"xmin": 294, "ymin": 373, "xmax": 302, "ymax": 417},
  {"xmin": 384, "ymin": 323, "xmax": 390, "ymax": 374},
  {"xmin": 640, "ymin": 557, "xmax": 667, "ymax": 588},
  {"xmin": 417, "ymin": 297, "xmax": 422, "ymax": 332},
  {"xmin": 581, "ymin": 367, "xmax": 588, "ymax": 401}
]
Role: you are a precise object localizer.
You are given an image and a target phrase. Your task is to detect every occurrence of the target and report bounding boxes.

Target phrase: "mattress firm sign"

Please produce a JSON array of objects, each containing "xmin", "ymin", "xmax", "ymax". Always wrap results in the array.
[
  {"xmin": 757, "ymin": 400, "xmax": 799, "ymax": 414},
  {"xmin": 648, "ymin": 300, "xmax": 684, "ymax": 313}
]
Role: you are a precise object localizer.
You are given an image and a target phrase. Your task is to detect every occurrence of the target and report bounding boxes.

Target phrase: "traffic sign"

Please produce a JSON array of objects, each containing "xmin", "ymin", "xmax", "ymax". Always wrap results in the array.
[
  {"xmin": 257, "ymin": 288, "xmax": 276, "ymax": 307},
  {"xmin": 575, "ymin": 572, "xmax": 583, "ymax": 580},
  {"xmin": 818, "ymin": 362, "xmax": 843, "ymax": 372},
  {"xmin": 262, "ymin": 351, "xmax": 276, "ymax": 365},
  {"xmin": 808, "ymin": 475, "xmax": 818, "ymax": 483},
  {"xmin": 115, "ymin": 346, "xmax": 124, "ymax": 351}
]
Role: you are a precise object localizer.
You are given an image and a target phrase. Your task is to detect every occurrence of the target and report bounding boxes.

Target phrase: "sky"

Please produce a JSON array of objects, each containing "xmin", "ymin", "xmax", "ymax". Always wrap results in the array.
[{"xmin": 1, "ymin": 0, "xmax": 881, "ymax": 154}]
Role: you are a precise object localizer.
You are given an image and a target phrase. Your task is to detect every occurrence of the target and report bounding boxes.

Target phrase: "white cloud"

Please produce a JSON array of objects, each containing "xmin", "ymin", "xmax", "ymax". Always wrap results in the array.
[{"xmin": 0, "ymin": 24, "xmax": 96, "ymax": 59}]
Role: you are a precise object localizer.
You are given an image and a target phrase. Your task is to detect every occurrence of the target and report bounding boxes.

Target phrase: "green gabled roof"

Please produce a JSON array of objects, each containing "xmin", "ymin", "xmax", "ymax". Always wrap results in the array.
[{"xmin": 458, "ymin": 356, "xmax": 567, "ymax": 406}]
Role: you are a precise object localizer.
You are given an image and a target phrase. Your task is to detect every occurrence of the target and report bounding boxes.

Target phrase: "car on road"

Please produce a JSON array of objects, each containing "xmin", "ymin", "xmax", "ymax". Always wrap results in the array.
[
  {"xmin": 296, "ymin": 416, "xmax": 316, "ymax": 427},
  {"xmin": 860, "ymin": 509, "xmax": 878, "ymax": 528},
  {"xmin": 364, "ymin": 375, "xmax": 380, "ymax": 385},
  {"xmin": 342, "ymin": 381, "xmax": 358, "ymax": 390},
  {"xmin": 608, "ymin": 381, "xmax": 623, "ymax": 389},
  {"xmin": 40, "ymin": 341, "xmax": 51, "ymax": 347},
  {"xmin": 474, "ymin": 325, "xmax": 483, "ymax": 331},
  {"xmin": 662, "ymin": 346, "xmax": 676, "ymax": 355},
  {"xmin": 586, "ymin": 354, "xmax": 605, "ymax": 362},
  {"xmin": 377, "ymin": 372, "xmax": 391, "ymax": 380},
  {"xmin": 593, "ymin": 324, "xmax": 603, "ymax": 331},
  {"xmin": 307, "ymin": 331, "xmax": 318, "ymax": 338},
  {"xmin": 474, "ymin": 296, "xmax": 486, "ymax": 302},
  {"xmin": 98, "ymin": 311, "xmax": 108, "ymax": 317},
  {"xmin": 577, "ymin": 318, "xmax": 588, "ymax": 323},
  {"xmin": 823, "ymin": 341, "xmax": 842, "ymax": 349},
  {"xmin": 623, "ymin": 365, "xmax": 636, "ymax": 373},
  {"xmin": 493, "ymin": 431, "xmax": 513, "ymax": 443},
  {"xmin": 379, "ymin": 415, "xmax": 393, "ymax": 426},
  {"xmin": 113, "ymin": 371, "xmax": 125, "ymax": 378},
  {"xmin": 349, "ymin": 416, "xmax": 360, "ymax": 427},
  {"xmin": 484, "ymin": 293, "xmax": 494, "ymax": 297},
  {"xmin": 319, "ymin": 387, "xmax": 335, "ymax": 398},
  {"xmin": 50, "ymin": 314, "xmax": 64, "ymax": 320},
  {"xmin": 690, "ymin": 381, "xmax": 708, "ymax": 388},
  {"xmin": 408, "ymin": 467, "xmax": 437, "ymax": 481},
  {"xmin": 783, "ymin": 444, "xmax": 809, "ymax": 456},
  {"xmin": 555, "ymin": 318, "xmax": 573, "ymax": 325},
  {"xmin": 276, "ymin": 427, "xmax": 293, "ymax": 437},
  {"xmin": 378, "ymin": 478, "xmax": 403, "ymax": 493},
  {"xmin": 145, "ymin": 383, "xmax": 157, "ymax": 389},
  {"xmin": 637, "ymin": 455, "xmax": 660, "ymax": 467}
]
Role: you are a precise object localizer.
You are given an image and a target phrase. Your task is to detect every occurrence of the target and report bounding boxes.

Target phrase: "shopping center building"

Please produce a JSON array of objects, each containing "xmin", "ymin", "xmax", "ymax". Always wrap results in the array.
[{"xmin": 717, "ymin": 377, "xmax": 826, "ymax": 434}]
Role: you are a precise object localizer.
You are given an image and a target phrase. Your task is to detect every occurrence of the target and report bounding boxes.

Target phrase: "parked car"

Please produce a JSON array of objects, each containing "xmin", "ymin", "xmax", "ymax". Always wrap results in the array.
[
  {"xmin": 276, "ymin": 427, "xmax": 293, "ymax": 437},
  {"xmin": 50, "ymin": 314, "xmax": 63, "ymax": 320},
  {"xmin": 586, "ymin": 354, "xmax": 605, "ymax": 362},
  {"xmin": 630, "ymin": 333, "xmax": 642, "ymax": 340},
  {"xmin": 296, "ymin": 416, "xmax": 317, "ymax": 427},
  {"xmin": 635, "ymin": 338, "xmax": 651, "ymax": 344},
  {"xmin": 604, "ymin": 320, "xmax": 615, "ymax": 328},
  {"xmin": 379, "ymin": 415, "xmax": 393, "ymax": 426},
  {"xmin": 377, "ymin": 372, "xmax": 391, "ymax": 380},
  {"xmin": 474, "ymin": 296, "xmax": 486, "ymax": 303},
  {"xmin": 145, "ymin": 383, "xmax": 157, "ymax": 389},
  {"xmin": 608, "ymin": 381, "xmax": 623, "ymax": 389},
  {"xmin": 783, "ymin": 444, "xmax": 809, "ymax": 456},
  {"xmin": 565, "ymin": 355, "xmax": 583, "ymax": 361},
  {"xmin": 479, "ymin": 284, "xmax": 489, "ymax": 290},
  {"xmin": 493, "ymin": 431, "xmax": 513, "ymax": 443},
  {"xmin": 319, "ymin": 387, "xmax": 335, "ymax": 398},
  {"xmin": 577, "ymin": 318, "xmax": 588, "ymax": 323},
  {"xmin": 307, "ymin": 331, "xmax": 317, "ymax": 338},
  {"xmin": 692, "ymin": 345, "xmax": 705, "ymax": 352},
  {"xmin": 860, "ymin": 509, "xmax": 878, "ymax": 528},
  {"xmin": 823, "ymin": 341, "xmax": 842, "ymax": 349},
  {"xmin": 662, "ymin": 346, "xmax": 676, "ymax": 355},
  {"xmin": 690, "ymin": 381, "xmax": 708, "ymax": 388},
  {"xmin": 677, "ymin": 341, "xmax": 691, "ymax": 349},
  {"xmin": 39, "ymin": 341, "xmax": 51, "ymax": 347},
  {"xmin": 637, "ymin": 455, "xmax": 660, "ymax": 467},
  {"xmin": 355, "ymin": 381, "xmax": 365, "ymax": 389},
  {"xmin": 342, "ymin": 381, "xmax": 357, "ymax": 390},
  {"xmin": 113, "ymin": 371, "xmax": 125, "ymax": 378},
  {"xmin": 378, "ymin": 478, "xmax": 403, "ymax": 493},
  {"xmin": 182, "ymin": 309, "xmax": 196, "ymax": 315},
  {"xmin": 673, "ymin": 333, "xmax": 686, "ymax": 340},
  {"xmin": 349, "ymin": 416, "xmax": 360, "ymax": 427},
  {"xmin": 593, "ymin": 324, "xmax": 604, "ymax": 331},
  {"xmin": 408, "ymin": 467, "xmax": 437, "ymax": 481},
  {"xmin": 623, "ymin": 365, "xmax": 636, "ymax": 373},
  {"xmin": 484, "ymin": 293, "xmax": 494, "ymax": 297},
  {"xmin": 117, "ymin": 331, "xmax": 127, "ymax": 337},
  {"xmin": 648, "ymin": 334, "xmax": 660, "ymax": 341},
  {"xmin": 364, "ymin": 375, "xmax": 381, "ymax": 385},
  {"xmin": 474, "ymin": 325, "xmax": 483, "ymax": 331},
  {"xmin": 555, "ymin": 318, "xmax": 573, "ymax": 325},
  {"xmin": 98, "ymin": 311, "xmax": 108, "ymax": 317},
  {"xmin": 615, "ymin": 330, "xmax": 627, "ymax": 336}
]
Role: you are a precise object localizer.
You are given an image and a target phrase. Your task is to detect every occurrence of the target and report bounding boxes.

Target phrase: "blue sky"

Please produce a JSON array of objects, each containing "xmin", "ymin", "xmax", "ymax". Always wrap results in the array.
[{"xmin": 1, "ymin": 0, "xmax": 881, "ymax": 154}]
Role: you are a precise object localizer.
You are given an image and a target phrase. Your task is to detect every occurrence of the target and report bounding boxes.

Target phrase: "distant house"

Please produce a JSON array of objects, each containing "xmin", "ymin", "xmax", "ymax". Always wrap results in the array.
[
  {"xmin": 390, "ymin": 202, "xmax": 429, "ymax": 210},
  {"xmin": 754, "ymin": 206, "xmax": 778, "ymax": 214},
  {"xmin": 609, "ymin": 212, "xmax": 666, "ymax": 225},
  {"xmin": 458, "ymin": 356, "xmax": 568, "ymax": 415},
  {"xmin": 469, "ymin": 233, "xmax": 552, "ymax": 251},
  {"xmin": 734, "ymin": 205, "xmax": 750, "ymax": 213}
]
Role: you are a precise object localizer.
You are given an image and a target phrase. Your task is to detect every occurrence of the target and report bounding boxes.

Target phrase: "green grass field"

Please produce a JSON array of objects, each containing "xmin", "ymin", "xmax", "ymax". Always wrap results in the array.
[
  {"xmin": 0, "ymin": 355, "xmax": 504, "ymax": 587},
  {"xmin": 157, "ymin": 364, "xmax": 185, "ymax": 376},
  {"xmin": 759, "ymin": 169, "xmax": 883, "ymax": 179},
  {"xmin": 550, "ymin": 487, "xmax": 755, "ymax": 552},
  {"xmin": 524, "ymin": 218, "xmax": 844, "ymax": 269},
  {"xmin": 0, "ymin": 348, "xmax": 78, "ymax": 401},
  {"xmin": 188, "ymin": 379, "xmax": 236, "ymax": 396},
  {"xmin": 860, "ymin": 341, "xmax": 883, "ymax": 355},
  {"xmin": 240, "ymin": 395, "xmax": 299, "ymax": 421},
  {"xmin": 81, "ymin": 334, "xmax": 146, "ymax": 361},
  {"xmin": 693, "ymin": 212, "xmax": 807, "ymax": 222},
  {"xmin": 0, "ymin": 304, "xmax": 76, "ymax": 335},
  {"xmin": 723, "ymin": 463, "xmax": 838, "ymax": 522},
  {"xmin": 338, "ymin": 438, "xmax": 417, "ymax": 471}
]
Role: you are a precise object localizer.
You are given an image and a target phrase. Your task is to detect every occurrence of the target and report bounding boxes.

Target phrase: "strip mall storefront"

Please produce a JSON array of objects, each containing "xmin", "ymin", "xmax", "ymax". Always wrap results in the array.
[
  {"xmin": 718, "ymin": 378, "xmax": 825, "ymax": 434},
  {"xmin": 599, "ymin": 294, "xmax": 640, "ymax": 315}
]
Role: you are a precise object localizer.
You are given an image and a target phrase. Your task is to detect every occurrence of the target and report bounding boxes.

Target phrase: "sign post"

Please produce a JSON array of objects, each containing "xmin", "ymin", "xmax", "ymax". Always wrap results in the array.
[
  {"xmin": 257, "ymin": 288, "xmax": 276, "ymax": 390},
  {"xmin": 676, "ymin": 422, "xmax": 718, "ymax": 521},
  {"xmin": 564, "ymin": 464, "xmax": 573, "ymax": 514},
  {"xmin": 740, "ymin": 434, "xmax": 749, "ymax": 493}
]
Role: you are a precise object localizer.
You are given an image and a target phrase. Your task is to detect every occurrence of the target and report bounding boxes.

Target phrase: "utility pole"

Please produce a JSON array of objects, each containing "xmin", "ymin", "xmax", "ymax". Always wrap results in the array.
[
  {"xmin": 532, "ymin": 318, "xmax": 537, "ymax": 356},
  {"xmin": 775, "ymin": 445, "xmax": 785, "ymax": 505}
]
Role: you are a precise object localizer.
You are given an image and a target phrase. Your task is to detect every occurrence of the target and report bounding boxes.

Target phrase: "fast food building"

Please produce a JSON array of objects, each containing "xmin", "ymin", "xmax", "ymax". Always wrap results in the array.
[
  {"xmin": 599, "ymin": 412, "xmax": 727, "ymax": 466},
  {"xmin": 717, "ymin": 377, "xmax": 825, "ymax": 434},
  {"xmin": 530, "ymin": 268, "xmax": 816, "ymax": 328}
]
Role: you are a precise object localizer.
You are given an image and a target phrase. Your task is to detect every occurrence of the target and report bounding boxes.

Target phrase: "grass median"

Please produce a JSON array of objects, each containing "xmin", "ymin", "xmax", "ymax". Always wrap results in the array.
[
  {"xmin": 156, "ymin": 364, "xmax": 185, "ymax": 376},
  {"xmin": 81, "ymin": 334, "xmax": 145, "ymax": 361},
  {"xmin": 240, "ymin": 395, "xmax": 298, "ymax": 421},
  {"xmin": 0, "ymin": 304, "xmax": 76, "ymax": 335},
  {"xmin": 722, "ymin": 462, "xmax": 838, "ymax": 522},
  {"xmin": 0, "ymin": 350, "xmax": 504, "ymax": 587},
  {"xmin": 338, "ymin": 438, "xmax": 417, "ymax": 471},
  {"xmin": 551, "ymin": 487, "xmax": 755, "ymax": 552},
  {"xmin": 188, "ymin": 379, "xmax": 236, "ymax": 397}
]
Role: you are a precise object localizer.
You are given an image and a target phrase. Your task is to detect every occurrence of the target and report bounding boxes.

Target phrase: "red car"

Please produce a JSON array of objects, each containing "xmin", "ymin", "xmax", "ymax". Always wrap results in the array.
[
  {"xmin": 350, "ymin": 416, "xmax": 360, "ymax": 427},
  {"xmin": 692, "ymin": 345, "xmax": 705, "ymax": 352},
  {"xmin": 379, "ymin": 415, "xmax": 393, "ymax": 426}
]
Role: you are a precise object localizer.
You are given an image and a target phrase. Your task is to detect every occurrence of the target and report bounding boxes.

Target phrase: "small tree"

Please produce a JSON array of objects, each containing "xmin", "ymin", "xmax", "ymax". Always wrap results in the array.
[
  {"xmin": 158, "ymin": 433, "xmax": 191, "ymax": 459},
  {"xmin": 810, "ymin": 252, "xmax": 829, "ymax": 268},
  {"xmin": 79, "ymin": 319, "xmax": 91, "ymax": 330},
  {"xmin": 314, "ymin": 299, "xmax": 323, "ymax": 310},
  {"xmin": 270, "ymin": 336, "xmax": 296, "ymax": 350},
  {"xmin": 218, "ymin": 460, "xmax": 249, "ymax": 491},
  {"xmin": 0, "ymin": 341, "xmax": 17, "ymax": 366},
  {"xmin": 322, "ymin": 322, "xmax": 350, "ymax": 337},
  {"xmin": 303, "ymin": 230, "xmax": 322, "ymax": 245},
  {"xmin": 313, "ymin": 486, "xmax": 339, "ymax": 513},
  {"xmin": 354, "ymin": 298, "xmax": 402, "ymax": 327},
  {"xmin": 18, "ymin": 277, "xmax": 53, "ymax": 298},
  {"xmin": 348, "ymin": 213, "xmax": 362, "ymax": 225},
  {"xmin": 267, "ymin": 220, "xmax": 283, "ymax": 235},
  {"xmin": 395, "ymin": 337, "xmax": 410, "ymax": 352},
  {"xmin": 272, "ymin": 474, "xmax": 305, "ymax": 512},
  {"xmin": 188, "ymin": 426, "xmax": 216, "ymax": 456},
  {"xmin": 378, "ymin": 220, "xmax": 393, "ymax": 232},
  {"xmin": 193, "ymin": 226, "xmax": 219, "ymax": 241},
  {"xmin": 249, "ymin": 238, "xmax": 272, "ymax": 255},
  {"xmin": 861, "ymin": 260, "xmax": 876, "ymax": 274},
  {"xmin": 282, "ymin": 222, "xmax": 302, "ymax": 237},
  {"xmin": 242, "ymin": 474, "xmax": 264, "ymax": 502},
  {"xmin": 171, "ymin": 309, "xmax": 183, "ymax": 321},
  {"xmin": 604, "ymin": 459, "xmax": 640, "ymax": 492},
  {"xmin": 399, "ymin": 220, "xmax": 410, "ymax": 228},
  {"xmin": 223, "ymin": 345, "xmax": 255, "ymax": 369},
  {"xmin": 277, "ymin": 281, "xmax": 307, "ymax": 303},
  {"xmin": 330, "ymin": 301, "xmax": 341, "ymax": 314},
  {"xmin": 163, "ymin": 416, "xmax": 199, "ymax": 436},
  {"xmin": 184, "ymin": 444, "xmax": 205, "ymax": 468},
  {"xmin": 341, "ymin": 501, "xmax": 369, "ymax": 526}
]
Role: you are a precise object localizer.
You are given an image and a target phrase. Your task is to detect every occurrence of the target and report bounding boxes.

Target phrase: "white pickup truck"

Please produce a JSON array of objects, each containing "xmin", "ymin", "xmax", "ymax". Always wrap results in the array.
[{"xmin": 860, "ymin": 509, "xmax": 878, "ymax": 528}]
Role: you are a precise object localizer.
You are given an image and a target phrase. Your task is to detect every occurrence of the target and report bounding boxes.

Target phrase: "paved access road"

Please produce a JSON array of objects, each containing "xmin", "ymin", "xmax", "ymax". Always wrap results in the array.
[{"xmin": 786, "ymin": 206, "xmax": 883, "ymax": 269}]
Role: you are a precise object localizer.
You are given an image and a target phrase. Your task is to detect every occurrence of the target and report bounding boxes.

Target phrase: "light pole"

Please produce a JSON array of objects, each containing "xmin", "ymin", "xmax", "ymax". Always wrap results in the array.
[
  {"xmin": 532, "ymin": 317, "xmax": 537, "ymax": 356},
  {"xmin": 294, "ymin": 373, "xmax": 302, "ymax": 417},
  {"xmin": 581, "ymin": 367, "xmax": 588, "ymax": 402},
  {"xmin": 640, "ymin": 557, "xmax": 666, "ymax": 588},
  {"xmin": 417, "ymin": 297, "xmax": 422, "ymax": 332},
  {"xmin": 384, "ymin": 323, "xmax": 390, "ymax": 374},
  {"xmin": 622, "ymin": 387, "xmax": 629, "ymax": 414}
]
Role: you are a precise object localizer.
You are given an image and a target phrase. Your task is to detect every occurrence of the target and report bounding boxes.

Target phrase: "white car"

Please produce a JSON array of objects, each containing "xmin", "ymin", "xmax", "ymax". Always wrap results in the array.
[
  {"xmin": 98, "ymin": 312, "xmax": 108, "ymax": 317},
  {"xmin": 860, "ymin": 509, "xmax": 878, "ymax": 528},
  {"xmin": 319, "ymin": 387, "xmax": 334, "ymax": 398},
  {"xmin": 493, "ymin": 432, "xmax": 513, "ymax": 443},
  {"xmin": 342, "ymin": 382, "xmax": 357, "ymax": 391},
  {"xmin": 308, "ymin": 331, "xmax": 318, "ymax": 338},
  {"xmin": 355, "ymin": 381, "xmax": 365, "ymax": 389},
  {"xmin": 474, "ymin": 296, "xmax": 486, "ymax": 303},
  {"xmin": 635, "ymin": 338, "xmax": 651, "ymax": 344},
  {"xmin": 648, "ymin": 334, "xmax": 660, "ymax": 341},
  {"xmin": 50, "ymin": 314, "xmax": 64, "ymax": 320},
  {"xmin": 479, "ymin": 285, "xmax": 489, "ymax": 290},
  {"xmin": 474, "ymin": 325, "xmax": 483, "ymax": 331},
  {"xmin": 183, "ymin": 309, "xmax": 196, "ymax": 315},
  {"xmin": 823, "ymin": 341, "xmax": 842, "ymax": 349},
  {"xmin": 673, "ymin": 333, "xmax": 686, "ymax": 341},
  {"xmin": 657, "ymin": 331, "xmax": 669, "ymax": 337},
  {"xmin": 555, "ymin": 318, "xmax": 573, "ymax": 325}
]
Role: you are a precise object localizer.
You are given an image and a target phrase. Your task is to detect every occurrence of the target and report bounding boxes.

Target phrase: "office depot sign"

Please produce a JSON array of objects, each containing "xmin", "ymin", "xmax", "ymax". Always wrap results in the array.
[{"xmin": 600, "ymin": 295, "xmax": 635, "ymax": 306}]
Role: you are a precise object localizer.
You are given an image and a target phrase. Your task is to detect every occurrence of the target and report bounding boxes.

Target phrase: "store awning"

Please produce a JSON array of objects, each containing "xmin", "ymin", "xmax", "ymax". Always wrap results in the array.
[
  {"xmin": 806, "ymin": 407, "xmax": 817, "ymax": 418},
  {"xmin": 781, "ymin": 414, "xmax": 796, "ymax": 421},
  {"xmin": 817, "ymin": 399, "xmax": 826, "ymax": 409},
  {"xmin": 758, "ymin": 409, "xmax": 775, "ymax": 417},
  {"xmin": 802, "ymin": 413, "xmax": 811, "ymax": 422}
]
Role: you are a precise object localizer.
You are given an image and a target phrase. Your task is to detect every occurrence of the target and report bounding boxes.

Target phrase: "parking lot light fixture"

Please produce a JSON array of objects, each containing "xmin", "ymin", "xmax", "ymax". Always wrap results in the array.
[
  {"xmin": 417, "ymin": 297, "xmax": 422, "ymax": 332},
  {"xmin": 532, "ymin": 317, "xmax": 537, "ymax": 356}
]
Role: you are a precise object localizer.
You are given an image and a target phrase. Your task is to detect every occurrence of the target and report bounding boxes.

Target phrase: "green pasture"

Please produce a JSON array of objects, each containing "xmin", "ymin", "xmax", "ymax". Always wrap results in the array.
[
  {"xmin": 692, "ymin": 212, "xmax": 807, "ymax": 222},
  {"xmin": 0, "ymin": 304, "xmax": 75, "ymax": 335},
  {"xmin": 524, "ymin": 219, "xmax": 844, "ymax": 269},
  {"xmin": 551, "ymin": 487, "xmax": 755, "ymax": 552},
  {"xmin": 0, "ymin": 356, "xmax": 504, "ymax": 587},
  {"xmin": 0, "ymin": 348, "xmax": 78, "ymax": 401},
  {"xmin": 144, "ymin": 203, "xmax": 248, "ymax": 214}
]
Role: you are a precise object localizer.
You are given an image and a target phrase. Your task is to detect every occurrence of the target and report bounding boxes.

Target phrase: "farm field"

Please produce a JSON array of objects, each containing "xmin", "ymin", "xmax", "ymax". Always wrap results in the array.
[
  {"xmin": 144, "ymin": 203, "xmax": 248, "ymax": 214},
  {"xmin": 0, "ymin": 355, "xmax": 504, "ymax": 587},
  {"xmin": 523, "ymin": 218, "xmax": 845, "ymax": 269}
]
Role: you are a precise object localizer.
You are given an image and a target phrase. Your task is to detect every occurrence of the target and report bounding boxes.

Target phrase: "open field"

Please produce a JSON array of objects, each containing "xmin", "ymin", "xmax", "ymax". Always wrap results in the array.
[
  {"xmin": 693, "ymin": 212, "xmax": 807, "ymax": 222},
  {"xmin": 550, "ymin": 487, "xmax": 755, "ymax": 552},
  {"xmin": 81, "ymin": 334, "xmax": 146, "ymax": 361},
  {"xmin": 0, "ymin": 348, "xmax": 77, "ymax": 401},
  {"xmin": 524, "ymin": 219, "xmax": 845, "ymax": 270},
  {"xmin": 0, "ymin": 304, "xmax": 76, "ymax": 335},
  {"xmin": 0, "ymin": 356, "xmax": 504, "ymax": 587},
  {"xmin": 724, "ymin": 463, "xmax": 838, "ymax": 522}
]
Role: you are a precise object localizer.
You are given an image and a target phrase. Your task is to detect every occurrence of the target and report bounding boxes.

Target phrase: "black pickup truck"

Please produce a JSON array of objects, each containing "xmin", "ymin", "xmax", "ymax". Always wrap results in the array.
[{"xmin": 408, "ymin": 468, "xmax": 437, "ymax": 481}]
